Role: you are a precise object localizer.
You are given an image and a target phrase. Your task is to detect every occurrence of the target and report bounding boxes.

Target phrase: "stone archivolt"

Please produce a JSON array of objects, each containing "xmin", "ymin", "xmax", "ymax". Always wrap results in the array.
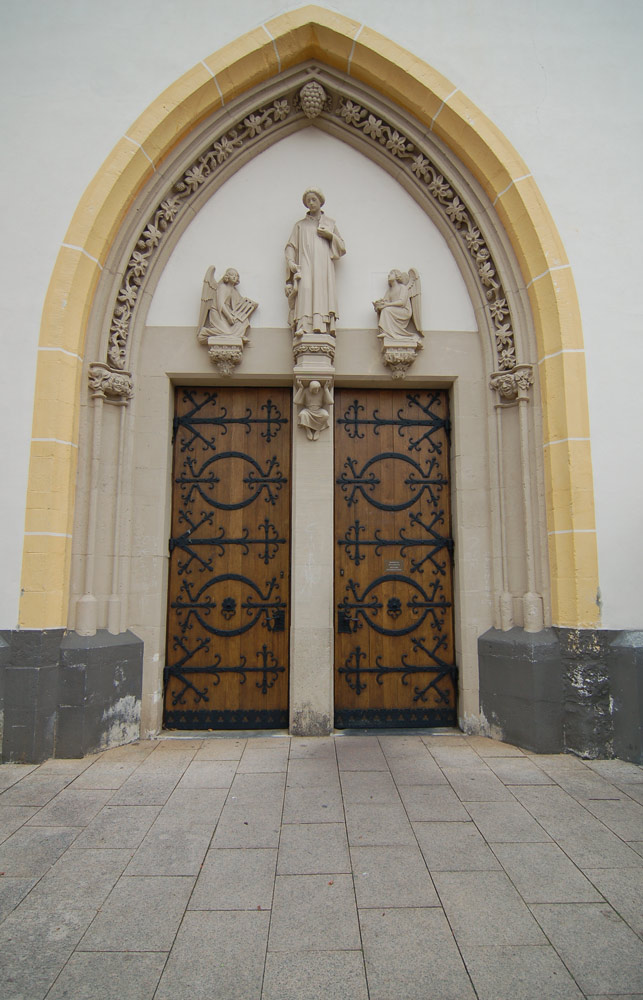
[{"xmin": 103, "ymin": 67, "xmax": 521, "ymax": 381}]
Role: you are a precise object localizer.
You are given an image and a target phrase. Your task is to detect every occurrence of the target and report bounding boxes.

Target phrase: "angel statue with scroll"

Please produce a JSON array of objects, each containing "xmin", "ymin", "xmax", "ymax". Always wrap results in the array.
[
  {"xmin": 196, "ymin": 267, "xmax": 258, "ymax": 345},
  {"xmin": 373, "ymin": 269, "xmax": 423, "ymax": 345}
]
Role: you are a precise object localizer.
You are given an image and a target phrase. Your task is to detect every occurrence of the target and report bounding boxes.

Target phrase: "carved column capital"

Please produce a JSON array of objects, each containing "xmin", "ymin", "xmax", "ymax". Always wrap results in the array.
[
  {"xmin": 88, "ymin": 362, "xmax": 134, "ymax": 403},
  {"xmin": 489, "ymin": 363, "xmax": 534, "ymax": 405}
]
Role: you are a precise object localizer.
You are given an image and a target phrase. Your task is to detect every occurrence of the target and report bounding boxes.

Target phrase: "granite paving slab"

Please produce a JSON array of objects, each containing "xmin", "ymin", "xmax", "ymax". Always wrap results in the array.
[
  {"xmin": 351, "ymin": 844, "xmax": 439, "ymax": 907},
  {"xmin": 277, "ymin": 821, "xmax": 350, "ymax": 874},
  {"xmin": 461, "ymin": 944, "xmax": 584, "ymax": 999},
  {"xmin": 268, "ymin": 874, "xmax": 361, "ymax": 951},
  {"xmin": 262, "ymin": 950, "xmax": 369, "ymax": 1000},
  {"xmin": 78, "ymin": 875, "xmax": 194, "ymax": 952},
  {"xmin": 46, "ymin": 951, "xmax": 167, "ymax": 1000},
  {"xmin": 189, "ymin": 847, "xmax": 277, "ymax": 910}
]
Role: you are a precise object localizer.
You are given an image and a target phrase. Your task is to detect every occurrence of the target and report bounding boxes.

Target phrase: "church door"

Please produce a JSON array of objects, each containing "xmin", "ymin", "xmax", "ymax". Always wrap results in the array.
[
  {"xmin": 334, "ymin": 388, "xmax": 457, "ymax": 728},
  {"xmin": 163, "ymin": 386, "xmax": 291, "ymax": 729}
]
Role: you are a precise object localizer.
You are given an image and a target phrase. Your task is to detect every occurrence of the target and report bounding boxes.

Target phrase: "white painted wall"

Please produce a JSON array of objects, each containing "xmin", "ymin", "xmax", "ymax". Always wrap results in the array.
[{"xmin": 1, "ymin": 0, "xmax": 642, "ymax": 628}]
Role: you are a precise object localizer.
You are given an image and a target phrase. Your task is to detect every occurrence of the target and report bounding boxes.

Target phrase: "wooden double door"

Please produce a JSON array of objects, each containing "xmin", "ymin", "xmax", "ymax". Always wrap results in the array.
[
  {"xmin": 334, "ymin": 388, "xmax": 457, "ymax": 728},
  {"xmin": 163, "ymin": 386, "xmax": 291, "ymax": 729},
  {"xmin": 163, "ymin": 385, "xmax": 456, "ymax": 731}
]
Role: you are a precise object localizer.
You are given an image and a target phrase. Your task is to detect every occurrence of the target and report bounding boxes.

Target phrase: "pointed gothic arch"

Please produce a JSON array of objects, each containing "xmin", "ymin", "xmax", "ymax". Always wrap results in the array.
[{"xmin": 21, "ymin": 4, "xmax": 598, "ymax": 654}]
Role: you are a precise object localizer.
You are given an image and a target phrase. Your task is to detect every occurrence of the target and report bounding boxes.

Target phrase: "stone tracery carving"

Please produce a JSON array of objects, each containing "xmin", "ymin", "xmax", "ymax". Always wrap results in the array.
[
  {"xmin": 374, "ymin": 268, "xmax": 423, "ymax": 378},
  {"xmin": 197, "ymin": 266, "xmax": 258, "ymax": 375},
  {"xmin": 104, "ymin": 68, "xmax": 520, "ymax": 380},
  {"xmin": 294, "ymin": 377, "xmax": 333, "ymax": 440}
]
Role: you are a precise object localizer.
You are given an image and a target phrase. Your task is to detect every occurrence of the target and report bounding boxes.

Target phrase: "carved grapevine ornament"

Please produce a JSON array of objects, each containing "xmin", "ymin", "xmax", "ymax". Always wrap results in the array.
[{"xmin": 104, "ymin": 74, "xmax": 518, "ymax": 375}]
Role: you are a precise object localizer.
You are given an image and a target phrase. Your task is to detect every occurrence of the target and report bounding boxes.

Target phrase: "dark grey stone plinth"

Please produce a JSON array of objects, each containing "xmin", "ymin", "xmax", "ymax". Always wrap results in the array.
[
  {"xmin": 0, "ymin": 629, "xmax": 65, "ymax": 763},
  {"xmin": 58, "ymin": 630, "xmax": 144, "ymax": 758},
  {"xmin": 609, "ymin": 631, "xmax": 643, "ymax": 764},
  {"xmin": 479, "ymin": 626, "xmax": 643, "ymax": 762},
  {"xmin": 557, "ymin": 628, "xmax": 618, "ymax": 760},
  {"xmin": 478, "ymin": 628, "xmax": 563, "ymax": 753},
  {"xmin": 0, "ymin": 628, "xmax": 143, "ymax": 763}
]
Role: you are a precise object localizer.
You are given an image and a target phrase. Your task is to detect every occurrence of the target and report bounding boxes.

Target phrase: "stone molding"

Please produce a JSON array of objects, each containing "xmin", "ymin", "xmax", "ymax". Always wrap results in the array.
[
  {"xmin": 88, "ymin": 362, "xmax": 134, "ymax": 402},
  {"xmin": 105, "ymin": 68, "xmax": 520, "ymax": 378}
]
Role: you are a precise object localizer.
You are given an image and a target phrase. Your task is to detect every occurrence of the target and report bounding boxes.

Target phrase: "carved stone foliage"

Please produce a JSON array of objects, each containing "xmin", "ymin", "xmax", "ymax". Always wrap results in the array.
[
  {"xmin": 88, "ymin": 362, "xmax": 134, "ymax": 401},
  {"xmin": 197, "ymin": 266, "xmax": 258, "ymax": 376},
  {"xmin": 103, "ymin": 69, "xmax": 521, "ymax": 377},
  {"xmin": 489, "ymin": 364, "xmax": 534, "ymax": 403}
]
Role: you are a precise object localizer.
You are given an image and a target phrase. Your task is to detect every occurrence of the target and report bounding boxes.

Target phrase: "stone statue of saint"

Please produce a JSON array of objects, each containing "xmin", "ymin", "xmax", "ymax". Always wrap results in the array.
[
  {"xmin": 373, "ymin": 269, "xmax": 423, "ymax": 344},
  {"xmin": 294, "ymin": 378, "xmax": 334, "ymax": 440},
  {"xmin": 285, "ymin": 189, "xmax": 346, "ymax": 336},
  {"xmin": 197, "ymin": 267, "xmax": 258, "ymax": 344}
]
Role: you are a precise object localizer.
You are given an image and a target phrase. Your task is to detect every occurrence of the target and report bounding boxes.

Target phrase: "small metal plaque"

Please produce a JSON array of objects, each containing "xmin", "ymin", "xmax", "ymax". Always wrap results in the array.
[{"xmin": 386, "ymin": 560, "xmax": 403, "ymax": 572}]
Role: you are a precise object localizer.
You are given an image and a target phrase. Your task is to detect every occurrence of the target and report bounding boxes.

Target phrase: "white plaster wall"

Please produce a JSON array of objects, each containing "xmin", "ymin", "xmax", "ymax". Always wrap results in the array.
[
  {"xmin": 147, "ymin": 130, "xmax": 475, "ymax": 331},
  {"xmin": 1, "ymin": 0, "xmax": 642, "ymax": 628}
]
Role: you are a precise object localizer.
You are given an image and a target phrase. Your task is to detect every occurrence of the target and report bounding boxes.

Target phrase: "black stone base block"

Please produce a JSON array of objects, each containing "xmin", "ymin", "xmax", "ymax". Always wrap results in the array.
[
  {"xmin": 0, "ymin": 629, "xmax": 143, "ymax": 763},
  {"xmin": 479, "ymin": 627, "xmax": 643, "ymax": 763}
]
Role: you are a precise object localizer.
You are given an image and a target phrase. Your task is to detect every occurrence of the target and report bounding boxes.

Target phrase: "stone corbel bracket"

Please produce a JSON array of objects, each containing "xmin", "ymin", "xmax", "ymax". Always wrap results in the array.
[
  {"xmin": 293, "ymin": 375, "xmax": 334, "ymax": 442},
  {"xmin": 207, "ymin": 338, "xmax": 245, "ymax": 376},
  {"xmin": 88, "ymin": 362, "xmax": 134, "ymax": 403},
  {"xmin": 489, "ymin": 363, "xmax": 534, "ymax": 405},
  {"xmin": 380, "ymin": 340, "xmax": 423, "ymax": 379}
]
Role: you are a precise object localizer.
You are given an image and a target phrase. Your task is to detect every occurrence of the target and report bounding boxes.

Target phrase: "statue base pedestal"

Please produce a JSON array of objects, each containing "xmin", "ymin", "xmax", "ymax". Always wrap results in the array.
[
  {"xmin": 207, "ymin": 335, "xmax": 244, "ymax": 376},
  {"xmin": 380, "ymin": 336, "xmax": 422, "ymax": 379},
  {"xmin": 293, "ymin": 333, "xmax": 335, "ymax": 372}
]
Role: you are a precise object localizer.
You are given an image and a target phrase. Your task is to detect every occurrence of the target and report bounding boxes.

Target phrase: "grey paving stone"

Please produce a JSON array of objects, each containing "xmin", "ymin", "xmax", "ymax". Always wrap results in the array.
[
  {"xmin": 340, "ymin": 769, "xmax": 401, "ymax": 804},
  {"xmin": 71, "ymin": 761, "xmax": 140, "ymax": 789},
  {"xmin": 237, "ymin": 747, "xmax": 289, "ymax": 772},
  {"xmin": 212, "ymin": 772, "xmax": 285, "ymax": 848},
  {"xmin": 177, "ymin": 759, "xmax": 239, "ymax": 787},
  {"xmin": 441, "ymin": 767, "xmax": 514, "ymax": 802},
  {"xmin": 485, "ymin": 756, "xmax": 555, "ymax": 784},
  {"xmin": 46, "ymin": 951, "xmax": 167, "ymax": 1000},
  {"xmin": 246, "ymin": 736, "xmax": 291, "ymax": 748},
  {"xmin": 0, "ymin": 772, "xmax": 73, "ymax": 806},
  {"xmin": 525, "ymin": 753, "xmax": 590, "ymax": 776},
  {"xmin": 465, "ymin": 736, "xmax": 526, "ymax": 756},
  {"xmin": 387, "ymin": 755, "xmax": 447, "ymax": 785},
  {"xmin": 0, "ymin": 876, "xmax": 37, "ymax": 922},
  {"xmin": 286, "ymin": 758, "xmax": 340, "ymax": 788},
  {"xmin": 108, "ymin": 769, "xmax": 182, "ymax": 805},
  {"xmin": 581, "ymin": 796, "xmax": 643, "ymax": 841},
  {"xmin": 461, "ymin": 944, "xmax": 583, "ymax": 999},
  {"xmin": 429, "ymin": 746, "xmax": 486, "ymax": 768},
  {"xmin": 193, "ymin": 737, "xmax": 246, "ymax": 759},
  {"xmin": 359, "ymin": 906, "xmax": 476, "ymax": 1000},
  {"xmin": 278, "ymin": 822, "xmax": 350, "ymax": 874},
  {"xmin": 79, "ymin": 875, "xmax": 194, "ymax": 951},
  {"xmin": 432, "ymin": 871, "xmax": 547, "ymax": 945},
  {"xmin": 530, "ymin": 902, "xmax": 643, "ymax": 995},
  {"xmin": 630, "ymin": 842, "xmax": 643, "ymax": 857},
  {"xmin": 378, "ymin": 734, "xmax": 428, "ymax": 758},
  {"xmin": 0, "ymin": 804, "xmax": 39, "ymax": 843},
  {"xmin": 126, "ymin": 788, "xmax": 226, "ymax": 875},
  {"xmin": 421, "ymin": 732, "xmax": 469, "ymax": 748},
  {"xmin": 351, "ymin": 844, "xmax": 439, "ymax": 907},
  {"xmin": 100, "ymin": 740, "xmax": 159, "ymax": 761},
  {"xmin": 26, "ymin": 787, "xmax": 113, "ymax": 827},
  {"xmin": 71, "ymin": 804, "xmax": 161, "ymax": 848},
  {"xmin": 465, "ymin": 800, "xmax": 552, "ymax": 842},
  {"xmin": 398, "ymin": 784, "xmax": 470, "ymax": 821},
  {"xmin": 282, "ymin": 783, "xmax": 344, "ymax": 823},
  {"xmin": 511, "ymin": 785, "xmax": 610, "ymax": 839},
  {"xmin": 584, "ymin": 867, "xmax": 643, "ymax": 935},
  {"xmin": 414, "ymin": 820, "xmax": 502, "ymax": 871},
  {"xmin": 491, "ymin": 842, "xmax": 602, "ymax": 903},
  {"xmin": 189, "ymin": 847, "xmax": 277, "ymax": 910},
  {"xmin": 288, "ymin": 737, "xmax": 337, "ymax": 759},
  {"xmin": 269, "ymin": 874, "xmax": 361, "ymax": 951},
  {"xmin": 557, "ymin": 828, "xmax": 643, "ymax": 869},
  {"xmin": 37, "ymin": 758, "xmax": 94, "ymax": 776},
  {"xmin": 0, "ymin": 763, "xmax": 38, "ymax": 791},
  {"xmin": 0, "ymin": 938, "xmax": 72, "ymax": 1000},
  {"xmin": 155, "ymin": 910, "xmax": 269, "ymax": 1000},
  {"xmin": 344, "ymin": 802, "xmax": 416, "ymax": 846},
  {"xmin": 262, "ymin": 950, "xmax": 368, "ymax": 1000},
  {"xmin": 0, "ymin": 825, "xmax": 79, "ymax": 877},
  {"xmin": 336, "ymin": 738, "xmax": 389, "ymax": 771},
  {"xmin": 552, "ymin": 769, "xmax": 629, "ymax": 801},
  {"xmin": 33, "ymin": 847, "xmax": 133, "ymax": 907},
  {"xmin": 619, "ymin": 782, "xmax": 643, "ymax": 804},
  {"xmin": 584, "ymin": 760, "xmax": 643, "ymax": 784}
]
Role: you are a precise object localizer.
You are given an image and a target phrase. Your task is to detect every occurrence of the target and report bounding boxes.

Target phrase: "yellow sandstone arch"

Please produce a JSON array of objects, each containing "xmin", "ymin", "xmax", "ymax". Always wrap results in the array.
[{"xmin": 21, "ymin": 5, "xmax": 598, "ymax": 630}]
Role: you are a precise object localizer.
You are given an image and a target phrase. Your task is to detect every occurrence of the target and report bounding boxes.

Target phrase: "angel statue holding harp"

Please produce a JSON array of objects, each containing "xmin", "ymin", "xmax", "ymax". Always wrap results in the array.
[
  {"xmin": 373, "ymin": 268, "xmax": 423, "ymax": 345},
  {"xmin": 197, "ymin": 266, "xmax": 258, "ymax": 345}
]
